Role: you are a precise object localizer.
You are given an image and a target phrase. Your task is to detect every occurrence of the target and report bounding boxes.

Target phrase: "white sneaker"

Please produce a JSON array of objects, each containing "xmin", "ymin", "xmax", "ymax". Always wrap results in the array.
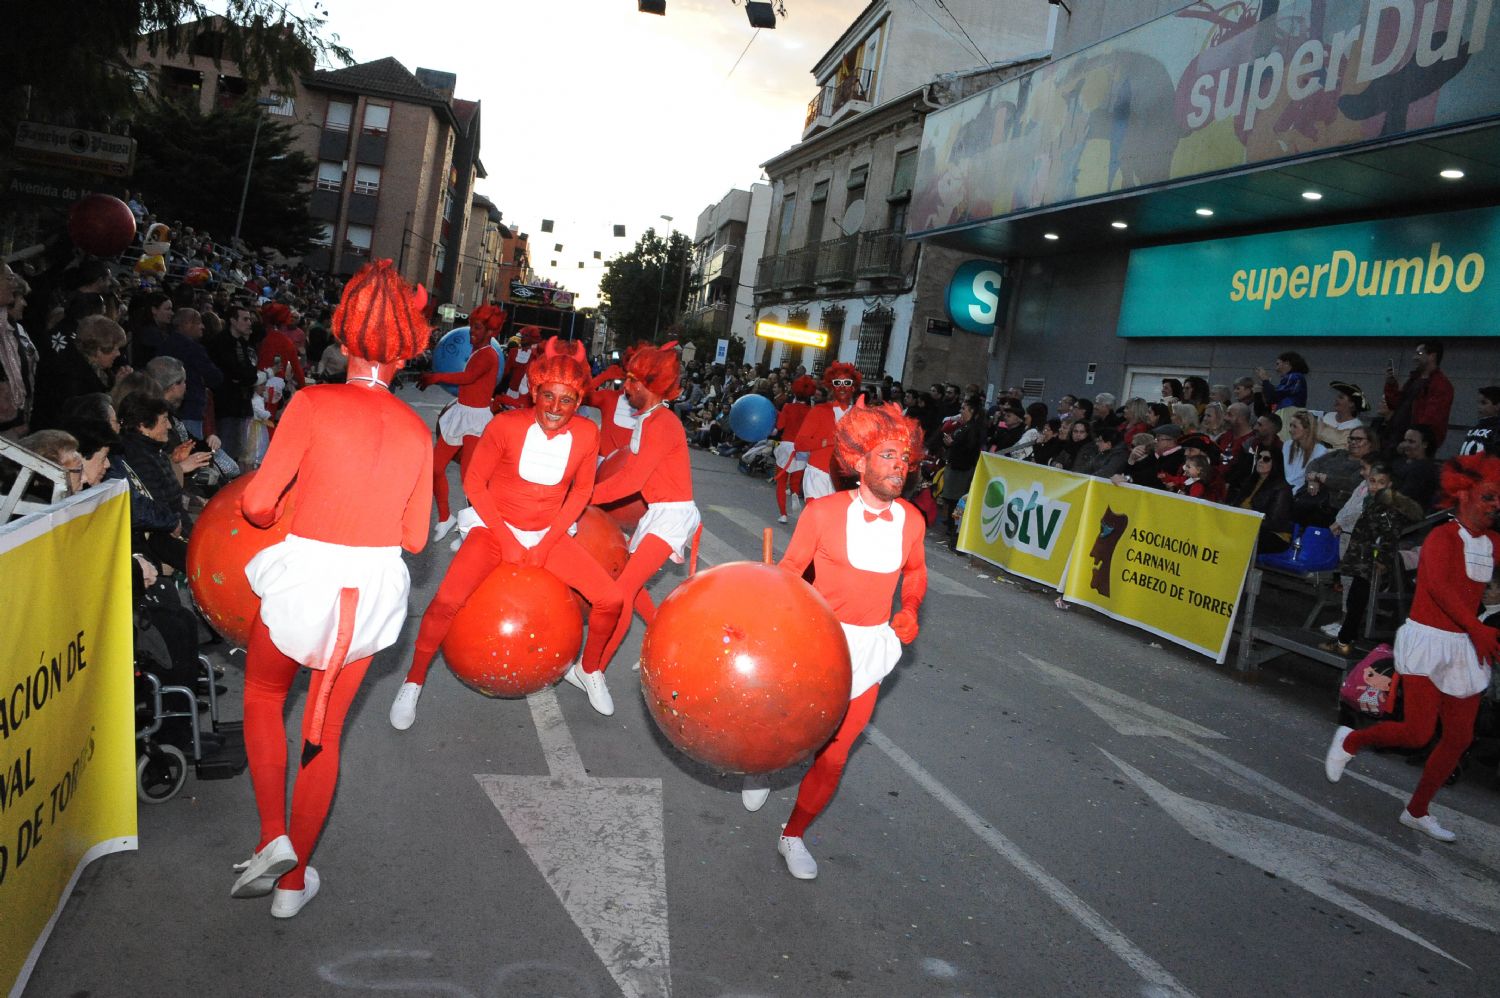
[
  {"xmin": 450, "ymin": 534, "xmax": 463, "ymax": 552},
  {"xmin": 1319, "ymin": 621, "xmax": 1341, "ymax": 637},
  {"xmin": 270, "ymin": 866, "xmax": 320, "ymax": 918},
  {"xmin": 630, "ymin": 658, "xmax": 641, "ymax": 672},
  {"xmin": 433, "ymin": 516, "xmax": 457, "ymax": 541},
  {"xmin": 742, "ymin": 774, "xmax": 770, "ymax": 812},
  {"xmin": 1324, "ymin": 725, "xmax": 1354, "ymax": 783},
  {"xmin": 390, "ymin": 682, "xmax": 423, "ymax": 730},
  {"xmin": 777, "ymin": 514, "xmax": 788, "ymax": 524},
  {"xmin": 1400, "ymin": 809, "xmax": 1456, "ymax": 843},
  {"xmin": 563, "ymin": 663, "xmax": 614, "ymax": 716},
  {"xmin": 230, "ymin": 834, "xmax": 297, "ymax": 898},
  {"xmin": 778, "ymin": 834, "xmax": 818, "ymax": 879},
  {"xmin": 789, "ymin": 494, "xmax": 802, "ymax": 513}
]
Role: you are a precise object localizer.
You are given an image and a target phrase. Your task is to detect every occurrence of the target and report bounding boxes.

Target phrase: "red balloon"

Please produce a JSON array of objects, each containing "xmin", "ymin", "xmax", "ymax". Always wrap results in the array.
[
  {"xmin": 186, "ymin": 473, "xmax": 296, "ymax": 646},
  {"xmin": 576, "ymin": 506, "xmax": 629, "ymax": 579},
  {"xmin": 67, "ymin": 194, "xmax": 137, "ymax": 258},
  {"xmin": 640, "ymin": 562, "xmax": 851, "ymax": 774},
  {"xmin": 595, "ymin": 449, "xmax": 647, "ymax": 531},
  {"xmin": 443, "ymin": 564, "xmax": 583, "ymax": 698}
]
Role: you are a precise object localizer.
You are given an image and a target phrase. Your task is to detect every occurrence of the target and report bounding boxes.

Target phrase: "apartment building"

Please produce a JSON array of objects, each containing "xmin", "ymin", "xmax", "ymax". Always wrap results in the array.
[
  {"xmin": 751, "ymin": 0, "xmax": 1051, "ymax": 385},
  {"xmin": 686, "ymin": 185, "xmax": 770, "ymax": 349},
  {"xmin": 454, "ymin": 192, "xmax": 505, "ymax": 311}
]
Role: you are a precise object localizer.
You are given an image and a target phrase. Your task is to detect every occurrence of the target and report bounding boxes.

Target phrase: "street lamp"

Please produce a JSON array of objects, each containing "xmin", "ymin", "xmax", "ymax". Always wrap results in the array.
[
  {"xmin": 233, "ymin": 96, "xmax": 282, "ymax": 246},
  {"xmin": 653, "ymin": 214, "xmax": 673, "ymax": 341}
]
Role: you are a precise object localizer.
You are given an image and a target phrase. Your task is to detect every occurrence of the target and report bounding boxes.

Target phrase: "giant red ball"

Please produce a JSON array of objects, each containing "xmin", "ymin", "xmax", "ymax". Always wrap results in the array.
[
  {"xmin": 187, "ymin": 473, "xmax": 296, "ymax": 646},
  {"xmin": 640, "ymin": 562, "xmax": 852, "ymax": 774},
  {"xmin": 595, "ymin": 448, "xmax": 647, "ymax": 531},
  {"xmin": 443, "ymin": 564, "xmax": 583, "ymax": 698},
  {"xmin": 67, "ymin": 194, "xmax": 137, "ymax": 258},
  {"xmin": 571, "ymin": 505, "xmax": 630, "ymax": 615}
]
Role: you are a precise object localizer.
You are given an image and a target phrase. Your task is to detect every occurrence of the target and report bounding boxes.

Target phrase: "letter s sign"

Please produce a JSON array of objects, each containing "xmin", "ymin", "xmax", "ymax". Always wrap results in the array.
[{"xmin": 947, "ymin": 260, "xmax": 1006, "ymax": 336}]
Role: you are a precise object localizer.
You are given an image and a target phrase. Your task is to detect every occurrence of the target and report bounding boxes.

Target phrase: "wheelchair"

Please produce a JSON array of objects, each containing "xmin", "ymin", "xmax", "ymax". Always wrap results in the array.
[{"xmin": 134, "ymin": 651, "xmax": 247, "ymax": 804}]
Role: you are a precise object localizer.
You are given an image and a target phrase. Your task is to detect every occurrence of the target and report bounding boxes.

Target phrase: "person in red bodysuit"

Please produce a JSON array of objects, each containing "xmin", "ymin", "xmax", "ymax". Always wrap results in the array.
[
  {"xmin": 589, "ymin": 343, "xmax": 700, "ymax": 703},
  {"xmin": 231, "ymin": 260, "xmax": 433, "ymax": 918},
  {"xmin": 495, "ymin": 325, "xmax": 543, "ymax": 408},
  {"xmin": 1325, "ymin": 453, "xmax": 1500, "ymax": 842},
  {"xmin": 419, "ymin": 304, "xmax": 506, "ymax": 540},
  {"xmin": 257, "ymin": 302, "xmax": 307, "ymax": 394},
  {"xmin": 585, "ymin": 340, "xmax": 650, "ymax": 461},
  {"xmin": 746, "ymin": 399, "xmax": 928, "ymax": 880},
  {"xmin": 795, "ymin": 362, "xmax": 862, "ymax": 501},
  {"xmin": 390, "ymin": 337, "xmax": 627, "ymax": 727},
  {"xmin": 773, "ymin": 375, "xmax": 817, "ymax": 522}
]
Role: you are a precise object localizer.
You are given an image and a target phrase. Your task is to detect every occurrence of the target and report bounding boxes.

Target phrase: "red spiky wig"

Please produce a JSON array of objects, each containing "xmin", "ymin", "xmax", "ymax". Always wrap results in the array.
[
  {"xmin": 834, "ymin": 398, "xmax": 924, "ymax": 475},
  {"xmin": 468, "ymin": 303, "xmax": 507, "ymax": 338},
  {"xmin": 517, "ymin": 325, "xmax": 543, "ymax": 345},
  {"xmin": 626, "ymin": 341, "xmax": 682, "ymax": 401},
  {"xmin": 261, "ymin": 302, "xmax": 293, "ymax": 327},
  {"xmin": 622, "ymin": 339, "xmax": 653, "ymax": 367},
  {"xmin": 790, "ymin": 375, "xmax": 818, "ymax": 399},
  {"xmin": 527, "ymin": 337, "xmax": 590, "ymax": 397},
  {"xmin": 331, "ymin": 259, "xmax": 430, "ymax": 364},
  {"xmin": 823, "ymin": 361, "xmax": 862, "ymax": 391},
  {"xmin": 1438, "ymin": 453, "xmax": 1500, "ymax": 508}
]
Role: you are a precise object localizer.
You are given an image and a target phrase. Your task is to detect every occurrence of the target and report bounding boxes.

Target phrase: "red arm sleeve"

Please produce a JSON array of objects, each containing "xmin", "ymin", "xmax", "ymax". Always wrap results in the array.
[
  {"xmin": 899, "ymin": 515, "xmax": 928, "ymax": 614},
  {"xmin": 777, "ymin": 503, "xmax": 822, "ymax": 576},
  {"xmin": 794, "ymin": 407, "xmax": 825, "ymax": 454},
  {"xmin": 401, "ymin": 444, "xmax": 434, "ymax": 554},
  {"xmin": 1422, "ymin": 530, "xmax": 1487, "ymax": 638},
  {"xmin": 427, "ymin": 349, "xmax": 495, "ymax": 386},
  {"xmin": 241, "ymin": 392, "xmax": 313, "ymax": 526},
  {"xmin": 591, "ymin": 418, "xmax": 666, "ymax": 505},
  {"xmin": 589, "ymin": 365, "xmax": 625, "ymax": 392},
  {"xmin": 530, "ymin": 428, "xmax": 599, "ymax": 563},
  {"xmin": 463, "ymin": 425, "xmax": 507, "ymax": 533}
]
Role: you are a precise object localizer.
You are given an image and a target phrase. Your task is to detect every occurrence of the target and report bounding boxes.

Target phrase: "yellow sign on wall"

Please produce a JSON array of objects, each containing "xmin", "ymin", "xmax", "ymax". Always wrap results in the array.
[
  {"xmin": 1, "ymin": 483, "xmax": 138, "ymax": 997},
  {"xmin": 956, "ymin": 454, "xmax": 1090, "ymax": 588}
]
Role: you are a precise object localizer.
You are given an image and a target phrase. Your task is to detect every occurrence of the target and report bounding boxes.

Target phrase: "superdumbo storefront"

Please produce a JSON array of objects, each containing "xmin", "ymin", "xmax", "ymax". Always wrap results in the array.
[{"xmin": 905, "ymin": 0, "xmax": 1500, "ymax": 437}]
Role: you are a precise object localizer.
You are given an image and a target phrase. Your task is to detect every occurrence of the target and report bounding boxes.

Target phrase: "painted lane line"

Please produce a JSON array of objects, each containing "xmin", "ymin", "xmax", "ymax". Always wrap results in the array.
[
  {"xmin": 1019, "ymin": 652, "xmax": 1225, "ymax": 741},
  {"xmin": 476, "ymin": 688, "xmax": 669, "ymax": 998},
  {"xmin": 865, "ymin": 726, "xmax": 1201, "ymax": 998}
]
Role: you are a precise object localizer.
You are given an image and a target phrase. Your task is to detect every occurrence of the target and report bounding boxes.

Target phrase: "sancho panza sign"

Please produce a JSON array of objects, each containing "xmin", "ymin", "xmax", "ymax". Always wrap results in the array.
[
  {"xmin": 911, "ymin": 0, "xmax": 1500, "ymax": 236},
  {"xmin": 1117, "ymin": 206, "xmax": 1500, "ymax": 337}
]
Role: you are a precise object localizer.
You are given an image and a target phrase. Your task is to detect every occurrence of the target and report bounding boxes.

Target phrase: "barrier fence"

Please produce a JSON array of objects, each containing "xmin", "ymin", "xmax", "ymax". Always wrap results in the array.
[
  {"xmin": 957, "ymin": 455, "xmax": 1262, "ymax": 662},
  {"xmin": 1, "ymin": 482, "xmax": 137, "ymax": 998}
]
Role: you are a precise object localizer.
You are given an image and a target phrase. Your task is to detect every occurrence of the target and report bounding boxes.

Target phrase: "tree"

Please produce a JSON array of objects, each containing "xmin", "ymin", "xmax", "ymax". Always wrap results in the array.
[
  {"xmin": 597, "ymin": 228, "xmax": 696, "ymax": 344},
  {"xmin": 0, "ymin": 2, "xmax": 350, "ymax": 129},
  {"xmin": 131, "ymin": 98, "xmax": 321, "ymax": 255}
]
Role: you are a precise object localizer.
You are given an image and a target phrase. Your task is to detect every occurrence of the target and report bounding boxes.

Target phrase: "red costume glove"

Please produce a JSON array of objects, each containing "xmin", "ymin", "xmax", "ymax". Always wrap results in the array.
[
  {"xmin": 1473, "ymin": 627, "xmax": 1500, "ymax": 667},
  {"xmin": 891, "ymin": 608, "xmax": 919, "ymax": 644},
  {"xmin": 417, "ymin": 373, "xmax": 437, "ymax": 390}
]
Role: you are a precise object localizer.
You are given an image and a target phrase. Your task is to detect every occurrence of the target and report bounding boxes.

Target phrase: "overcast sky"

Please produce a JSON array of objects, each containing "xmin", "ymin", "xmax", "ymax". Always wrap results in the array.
[{"xmin": 306, "ymin": 0, "xmax": 858, "ymax": 305}]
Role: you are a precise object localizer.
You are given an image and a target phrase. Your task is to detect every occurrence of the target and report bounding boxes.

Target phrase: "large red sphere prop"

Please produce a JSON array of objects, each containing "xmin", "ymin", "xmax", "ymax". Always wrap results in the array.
[
  {"xmin": 640, "ymin": 562, "xmax": 851, "ymax": 774},
  {"xmin": 186, "ymin": 473, "xmax": 296, "ymax": 646},
  {"xmin": 67, "ymin": 194, "xmax": 137, "ymax": 258},
  {"xmin": 595, "ymin": 448, "xmax": 647, "ymax": 531},
  {"xmin": 443, "ymin": 564, "xmax": 583, "ymax": 698},
  {"xmin": 576, "ymin": 506, "xmax": 630, "ymax": 579}
]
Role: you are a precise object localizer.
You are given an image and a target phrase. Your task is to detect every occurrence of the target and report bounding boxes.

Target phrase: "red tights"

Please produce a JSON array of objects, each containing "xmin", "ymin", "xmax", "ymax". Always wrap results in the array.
[
  {"xmin": 1343, "ymin": 675, "xmax": 1481, "ymax": 817},
  {"xmin": 243, "ymin": 617, "xmax": 372, "ymax": 891},
  {"xmin": 406, "ymin": 527, "xmax": 624, "ymax": 684},
  {"xmin": 432, "ymin": 435, "xmax": 479, "ymax": 522},
  {"xmin": 601, "ymin": 534, "xmax": 672, "ymax": 667},
  {"xmin": 774, "ymin": 467, "xmax": 804, "ymax": 517},
  {"xmin": 783, "ymin": 685, "xmax": 880, "ymax": 838}
]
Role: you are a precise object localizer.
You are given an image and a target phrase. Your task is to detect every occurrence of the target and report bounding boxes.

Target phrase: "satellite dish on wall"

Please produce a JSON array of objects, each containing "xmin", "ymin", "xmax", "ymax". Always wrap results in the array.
[{"xmin": 839, "ymin": 199, "xmax": 866, "ymax": 234}]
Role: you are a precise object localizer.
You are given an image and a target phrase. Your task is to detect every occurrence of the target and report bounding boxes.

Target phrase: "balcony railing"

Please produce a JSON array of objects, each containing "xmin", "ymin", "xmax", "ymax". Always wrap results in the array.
[
  {"xmin": 832, "ymin": 68, "xmax": 874, "ymax": 115},
  {"xmin": 754, "ymin": 229, "xmax": 908, "ymax": 296},
  {"xmin": 804, "ymin": 87, "xmax": 832, "ymax": 131}
]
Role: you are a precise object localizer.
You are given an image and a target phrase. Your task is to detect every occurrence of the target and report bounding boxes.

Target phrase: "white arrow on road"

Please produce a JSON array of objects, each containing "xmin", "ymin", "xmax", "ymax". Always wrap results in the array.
[{"xmin": 475, "ymin": 688, "xmax": 669, "ymax": 998}]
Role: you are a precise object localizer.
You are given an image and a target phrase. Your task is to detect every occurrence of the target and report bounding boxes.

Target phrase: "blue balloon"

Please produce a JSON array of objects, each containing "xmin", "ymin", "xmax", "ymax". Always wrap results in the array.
[
  {"xmin": 430, "ymin": 327, "xmax": 503, "ymax": 397},
  {"xmin": 729, "ymin": 393, "xmax": 777, "ymax": 442}
]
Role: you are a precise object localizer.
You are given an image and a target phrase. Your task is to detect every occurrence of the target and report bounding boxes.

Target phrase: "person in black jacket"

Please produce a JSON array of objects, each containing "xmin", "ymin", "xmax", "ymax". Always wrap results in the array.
[
  {"xmin": 31, "ymin": 316, "xmax": 127, "ymax": 430},
  {"xmin": 1228, "ymin": 440, "xmax": 1295, "ymax": 554},
  {"xmin": 940, "ymin": 394, "xmax": 985, "ymax": 550},
  {"xmin": 208, "ymin": 302, "xmax": 260, "ymax": 464}
]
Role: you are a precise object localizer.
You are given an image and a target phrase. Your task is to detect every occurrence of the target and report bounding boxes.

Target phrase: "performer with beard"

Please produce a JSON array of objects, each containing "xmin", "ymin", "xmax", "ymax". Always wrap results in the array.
[
  {"xmin": 794, "ymin": 362, "xmax": 861, "ymax": 500},
  {"xmin": 744, "ymin": 400, "xmax": 928, "ymax": 881}
]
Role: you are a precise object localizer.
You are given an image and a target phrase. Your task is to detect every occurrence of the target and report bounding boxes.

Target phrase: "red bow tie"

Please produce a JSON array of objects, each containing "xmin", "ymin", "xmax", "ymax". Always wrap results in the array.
[{"xmin": 863, "ymin": 508, "xmax": 893, "ymax": 523}]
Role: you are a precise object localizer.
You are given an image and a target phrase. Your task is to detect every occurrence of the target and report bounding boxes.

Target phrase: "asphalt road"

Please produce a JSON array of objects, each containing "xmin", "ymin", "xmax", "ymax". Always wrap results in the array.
[{"xmin": 26, "ymin": 393, "xmax": 1500, "ymax": 998}]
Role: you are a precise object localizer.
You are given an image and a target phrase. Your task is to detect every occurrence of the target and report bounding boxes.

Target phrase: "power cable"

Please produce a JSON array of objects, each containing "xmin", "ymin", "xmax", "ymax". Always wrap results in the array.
[
  {"xmin": 727, "ymin": 28, "xmax": 761, "ymax": 78},
  {"xmin": 932, "ymin": 0, "xmax": 991, "ymax": 65},
  {"xmin": 904, "ymin": 0, "xmax": 985, "ymax": 66}
]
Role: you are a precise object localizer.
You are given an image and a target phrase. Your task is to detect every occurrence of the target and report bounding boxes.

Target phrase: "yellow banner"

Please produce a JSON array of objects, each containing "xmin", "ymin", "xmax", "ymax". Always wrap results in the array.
[
  {"xmin": 1061, "ymin": 480, "xmax": 1261, "ymax": 662},
  {"xmin": 956, "ymin": 454, "xmax": 1091, "ymax": 588},
  {"xmin": 1, "ymin": 483, "xmax": 137, "ymax": 997}
]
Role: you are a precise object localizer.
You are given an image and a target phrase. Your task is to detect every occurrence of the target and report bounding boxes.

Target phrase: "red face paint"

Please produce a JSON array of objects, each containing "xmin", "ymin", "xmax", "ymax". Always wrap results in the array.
[
  {"xmin": 533, "ymin": 381, "xmax": 581, "ymax": 435},
  {"xmin": 859, "ymin": 441, "xmax": 911, "ymax": 503}
]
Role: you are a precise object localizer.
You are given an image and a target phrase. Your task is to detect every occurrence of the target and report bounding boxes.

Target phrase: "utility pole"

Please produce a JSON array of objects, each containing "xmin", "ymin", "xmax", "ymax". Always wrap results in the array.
[
  {"xmin": 232, "ymin": 96, "xmax": 281, "ymax": 244},
  {"xmin": 653, "ymin": 215, "xmax": 673, "ymax": 342}
]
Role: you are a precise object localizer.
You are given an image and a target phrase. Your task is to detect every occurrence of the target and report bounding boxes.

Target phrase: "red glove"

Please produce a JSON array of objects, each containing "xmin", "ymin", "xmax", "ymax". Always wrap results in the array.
[
  {"xmin": 1473, "ymin": 627, "xmax": 1500, "ymax": 667},
  {"xmin": 891, "ymin": 608, "xmax": 919, "ymax": 644},
  {"xmin": 417, "ymin": 373, "xmax": 437, "ymax": 390}
]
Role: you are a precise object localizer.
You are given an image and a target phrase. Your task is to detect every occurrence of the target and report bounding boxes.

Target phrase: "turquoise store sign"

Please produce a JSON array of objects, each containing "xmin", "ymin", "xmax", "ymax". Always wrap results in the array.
[
  {"xmin": 1118, "ymin": 207, "xmax": 1500, "ymax": 338},
  {"xmin": 946, "ymin": 259, "xmax": 1006, "ymax": 335}
]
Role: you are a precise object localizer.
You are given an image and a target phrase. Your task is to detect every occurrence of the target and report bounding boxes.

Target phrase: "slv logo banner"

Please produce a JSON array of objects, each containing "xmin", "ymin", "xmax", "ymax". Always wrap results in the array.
[
  {"xmin": 1, "ymin": 483, "xmax": 137, "ymax": 998},
  {"xmin": 957, "ymin": 455, "xmax": 1089, "ymax": 587},
  {"xmin": 946, "ymin": 260, "xmax": 1007, "ymax": 335},
  {"xmin": 1118, "ymin": 205, "xmax": 1500, "ymax": 337},
  {"xmin": 1061, "ymin": 480, "xmax": 1261, "ymax": 662}
]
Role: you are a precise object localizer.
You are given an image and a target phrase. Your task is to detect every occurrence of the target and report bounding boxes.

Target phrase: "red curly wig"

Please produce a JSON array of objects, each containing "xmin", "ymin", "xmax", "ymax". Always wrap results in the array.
[
  {"xmin": 1438, "ymin": 453, "xmax": 1500, "ymax": 507},
  {"xmin": 331, "ymin": 259, "xmax": 430, "ymax": 364},
  {"xmin": 468, "ymin": 303, "xmax": 507, "ymax": 338},
  {"xmin": 834, "ymin": 398, "xmax": 924, "ymax": 475},
  {"xmin": 823, "ymin": 361, "xmax": 862, "ymax": 391},
  {"xmin": 622, "ymin": 339, "xmax": 652, "ymax": 367},
  {"xmin": 626, "ymin": 341, "xmax": 683, "ymax": 401},
  {"xmin": 517, "ymin": 325, "xmax": 543, "ymax": 345},
  {"xmin": 527, "ymin": 337, "xmax": 590, "ymax": 398},
  {"xmin": 790, "ymin": 375, "xmax": 818, "ymax": 399},
  {"xmin": 261, "ymin": 302, "xmax": 293, "ymax": 327}
]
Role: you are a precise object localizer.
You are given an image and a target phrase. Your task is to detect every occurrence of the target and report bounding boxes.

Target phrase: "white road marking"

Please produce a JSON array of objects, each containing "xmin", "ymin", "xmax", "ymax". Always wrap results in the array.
[
  {"xmin": 476, "ymin": 688, "xmax": 669, "ymax": 998},
  {"xmin": 1104, "ymin": 749, "xmax": 1486, "ymax": 965},
  {"xmin": 1019, "ymin": 652, "xmax": 1225, "ymax": 741},
  {"xmin": 864, "ymin": 726, "xmax": 1201, "ymax": 998}
]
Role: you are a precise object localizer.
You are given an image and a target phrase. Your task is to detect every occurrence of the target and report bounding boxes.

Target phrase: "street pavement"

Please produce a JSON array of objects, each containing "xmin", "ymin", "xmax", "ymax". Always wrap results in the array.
[{"xmin": 26, "ymin": 392, "xmax": 1500, "ymax": 998}]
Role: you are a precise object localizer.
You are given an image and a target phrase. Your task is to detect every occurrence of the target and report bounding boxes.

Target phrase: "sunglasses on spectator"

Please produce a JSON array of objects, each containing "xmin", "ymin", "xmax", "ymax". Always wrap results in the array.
[
  {"xmin": 830, "ymin": 378, "xmax": 855, "ymax": 387},
  {"xmin": 1256, "ymin": 454, "xmax": 1273, "ymax": 462}
]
